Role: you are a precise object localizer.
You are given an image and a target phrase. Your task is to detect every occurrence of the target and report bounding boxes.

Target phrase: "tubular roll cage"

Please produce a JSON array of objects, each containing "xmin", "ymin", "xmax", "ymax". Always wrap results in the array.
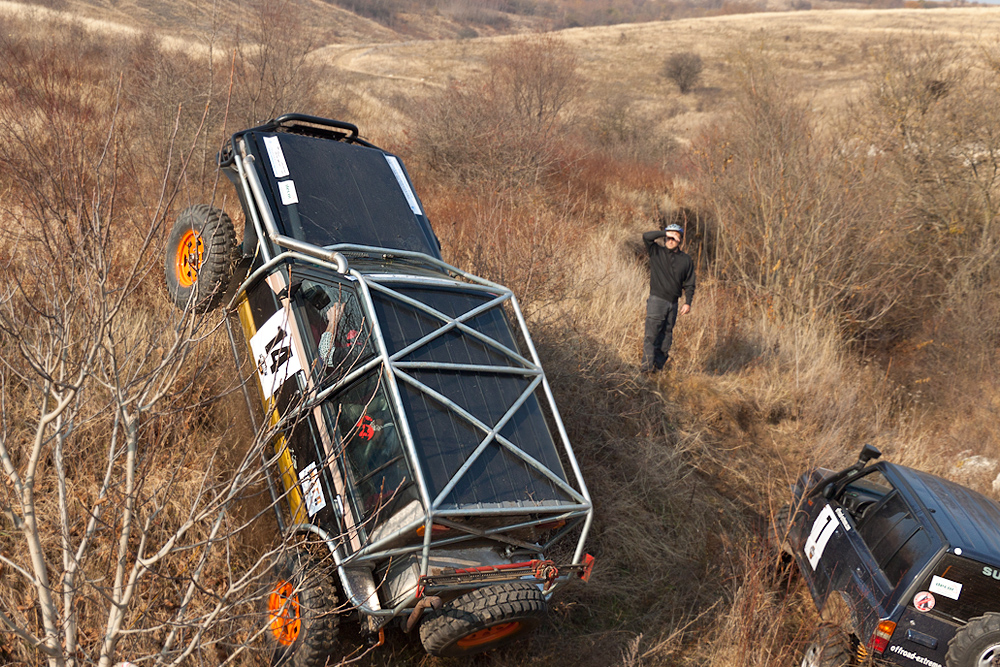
[{"xmin": 221, "ymin": 121, "xmax": 594, "ymax": 624}]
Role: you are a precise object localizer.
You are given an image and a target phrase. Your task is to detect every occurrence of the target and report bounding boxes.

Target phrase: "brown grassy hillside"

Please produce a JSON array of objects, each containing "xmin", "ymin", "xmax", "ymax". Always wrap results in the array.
[{"xmin": 2, "ymin": 3, "xmax": 1000, "ymax": 666}]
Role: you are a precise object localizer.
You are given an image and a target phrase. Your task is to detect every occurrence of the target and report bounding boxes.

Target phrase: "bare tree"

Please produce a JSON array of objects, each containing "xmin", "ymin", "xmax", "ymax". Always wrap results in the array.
[
  {"xmin": 0, "ymin": 37, "xmax": 283, "ymax": 666},
  {"xmin": 662, "ymin": 52, "xmax": 703, "ymax": 94},
  {"xmin": 413, "ymin": 34, "xmax": 584, "ymax": 190},
  {"xmin": 230, "ymin": 0, "xmax": 320, "ymax": 127}
]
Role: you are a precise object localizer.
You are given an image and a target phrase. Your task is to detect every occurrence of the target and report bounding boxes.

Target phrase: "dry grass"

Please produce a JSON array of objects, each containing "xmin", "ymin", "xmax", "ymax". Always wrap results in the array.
[{"xmin": 4, "ymin": 3, "xmax": 1000, "ymax": 666}]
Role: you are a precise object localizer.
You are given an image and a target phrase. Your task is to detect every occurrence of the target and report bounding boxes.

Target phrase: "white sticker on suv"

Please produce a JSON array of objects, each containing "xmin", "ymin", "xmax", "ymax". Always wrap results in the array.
[
  {"xmin": 298, "ymin": 462, "xmax": 327, "ymax": 517},
  {"xmin": 385, "ymin": 155, "xmax": 423, "ymax": 215},
  {"xmin": 250, "ymin": 309, "xmax": 303, "ymax": 400},
  {"xmin": 804, "ymin": 505, "xmax": 839, "ymax": 570},
  {"xmin": 263, "ymin": 135, "xmax": 290, "ymax": 178},
  {"xmin": 929, "ymin": 575, "xmax": 962, "ymax": 600},
  {"xmin": 278, "ymin": 180, "xmax": 298, "ymax": 206}
]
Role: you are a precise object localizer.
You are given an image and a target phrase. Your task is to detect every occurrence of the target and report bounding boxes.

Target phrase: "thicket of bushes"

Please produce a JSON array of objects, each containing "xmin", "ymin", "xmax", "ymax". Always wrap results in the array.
[{"xmin": 3, "ymin": 7, "xmax": 1000, "ymax": 666}]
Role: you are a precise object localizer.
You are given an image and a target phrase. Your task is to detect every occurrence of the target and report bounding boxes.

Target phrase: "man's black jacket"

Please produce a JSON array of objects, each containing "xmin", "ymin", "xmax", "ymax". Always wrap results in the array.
[{"xmin": 643, "ymin": 230, "xmax": 696, "ymax": 305}]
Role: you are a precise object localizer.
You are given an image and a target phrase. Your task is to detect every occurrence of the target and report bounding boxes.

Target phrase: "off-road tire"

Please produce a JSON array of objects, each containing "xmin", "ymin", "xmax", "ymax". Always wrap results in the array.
[
  {"xmin": 767, "ymin": 503, "xmax": 801, "ymax": 591},
  {"xmin": 164, "ymin": 205, "xmax": 236, "ymax": 312},
  {"xmin": 264, "ymin": 551, "xmax": 341, "ymax": 667},
  {"xmin": 946, "ymin": 613, "xmax": 1000, "ymax": 667},
  {"xmin": 418, "ymin": 582, "xmax": 547, "ymax": 657},
  {"xmin": 800, "ymin": 623, "xmax": 852, "ymax": 667},
  {"xmin": 771, "ymin": 504, "xmax": 793, "ymax": 555}
]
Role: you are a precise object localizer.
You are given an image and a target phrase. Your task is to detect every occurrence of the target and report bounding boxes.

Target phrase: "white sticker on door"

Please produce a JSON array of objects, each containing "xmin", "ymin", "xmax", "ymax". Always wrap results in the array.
[
  {"xmin": 804, "ymin": 505, "xmax": 839, "ymax": 570},
  {"xmin": 250, "ymin": 309, "xmax": 303, "ymax": 400},
  {"xmin": 929, "ymin": 575, "xmax": 962, "ymax": 600},
  {"xmin": 298, "ymin": 462, "xmax": 327, "ymax": 517}
]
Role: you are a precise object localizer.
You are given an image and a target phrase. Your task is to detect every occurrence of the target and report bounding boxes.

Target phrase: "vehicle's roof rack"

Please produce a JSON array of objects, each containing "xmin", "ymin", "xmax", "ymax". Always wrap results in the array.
[{"xmin": 219, "ymin": 114, "xmax": 376, "ymax": 167}]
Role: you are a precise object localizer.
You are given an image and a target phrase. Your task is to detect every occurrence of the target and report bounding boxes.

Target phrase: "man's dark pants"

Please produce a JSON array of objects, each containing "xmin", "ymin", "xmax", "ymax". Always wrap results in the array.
[{"xmin": 641, "ymin": 295, "xmax": 678, "ymax": 372}]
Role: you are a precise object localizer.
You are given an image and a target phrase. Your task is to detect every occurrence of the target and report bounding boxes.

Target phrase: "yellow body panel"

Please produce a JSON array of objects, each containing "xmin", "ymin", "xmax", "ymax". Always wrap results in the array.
[{"xmin": 237, "ymin": 296, "xmax": 306, "ymax": 526}]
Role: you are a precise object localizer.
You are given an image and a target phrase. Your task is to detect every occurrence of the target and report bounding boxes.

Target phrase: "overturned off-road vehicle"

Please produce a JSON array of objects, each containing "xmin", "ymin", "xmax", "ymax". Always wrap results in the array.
[{"xmin": 163, "ymin": 115, "xmax": 594, "ymax": 663}]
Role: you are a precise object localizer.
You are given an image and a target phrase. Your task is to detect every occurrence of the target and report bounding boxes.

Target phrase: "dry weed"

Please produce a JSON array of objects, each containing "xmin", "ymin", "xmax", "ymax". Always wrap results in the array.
[{"xmin": 7, "ymin": 7, "xmax": 1000, "ymax": 666}]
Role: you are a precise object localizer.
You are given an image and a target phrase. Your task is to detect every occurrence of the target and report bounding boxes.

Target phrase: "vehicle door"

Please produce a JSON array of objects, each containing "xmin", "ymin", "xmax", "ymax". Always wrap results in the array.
[{"xmin": 795, "ymin": 469, "xmax": 896, "ymax": 635}]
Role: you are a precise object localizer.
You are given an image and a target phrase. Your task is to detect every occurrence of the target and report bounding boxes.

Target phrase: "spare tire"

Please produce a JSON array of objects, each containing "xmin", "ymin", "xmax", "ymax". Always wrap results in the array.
[
  {"xmin": 947, "ymin": 613, "xmax": 1000, "ymax": 667},
  {"xmin": 164, "ymin": 205, "xmax": 236, "ymax": 312},
  {"xmin": 419, "ymin": 582, "xmax": 547, "ymax": 657}
]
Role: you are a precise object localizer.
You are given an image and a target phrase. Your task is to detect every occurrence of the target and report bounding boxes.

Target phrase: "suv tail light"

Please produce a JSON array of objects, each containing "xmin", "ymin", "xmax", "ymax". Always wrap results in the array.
[{"xmin": 869, "ymin": 619, "xmax": 896, "ymax": 654}]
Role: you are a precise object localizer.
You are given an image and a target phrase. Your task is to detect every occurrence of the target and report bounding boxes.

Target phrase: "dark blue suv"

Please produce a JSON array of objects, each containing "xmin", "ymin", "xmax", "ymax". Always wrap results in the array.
[{"xmin": 777, "ymin": 445, "xmax": 1000, "ymax": 667}]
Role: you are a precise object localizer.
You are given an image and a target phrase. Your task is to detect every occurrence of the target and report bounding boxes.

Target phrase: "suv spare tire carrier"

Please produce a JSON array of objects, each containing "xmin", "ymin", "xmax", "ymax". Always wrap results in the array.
[{"xmin": 164, "ymin": 205, "xmax": 236, "ymax": 312}]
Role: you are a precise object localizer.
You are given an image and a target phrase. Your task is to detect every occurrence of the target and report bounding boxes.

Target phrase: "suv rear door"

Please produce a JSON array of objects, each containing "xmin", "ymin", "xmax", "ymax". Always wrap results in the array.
[{"xmin": 885, "ymin": 554, "xmax": 1000, "ymax": 667}]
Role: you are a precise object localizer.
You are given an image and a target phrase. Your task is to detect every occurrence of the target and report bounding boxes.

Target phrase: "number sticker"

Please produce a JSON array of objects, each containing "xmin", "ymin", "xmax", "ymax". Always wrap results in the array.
[
  {"xmin": 250, "ymin": 309, "xmax": 303, "ymax": 399},
  {"xmin": 804, "ymin": 505, "xmax": 839, "ymax": 570}
]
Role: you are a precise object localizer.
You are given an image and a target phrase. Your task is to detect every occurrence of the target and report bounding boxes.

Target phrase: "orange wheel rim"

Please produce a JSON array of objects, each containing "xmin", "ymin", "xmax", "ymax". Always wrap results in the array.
[
  {"xmin": 174, "ymin": 229, "xmax": 204, "ymax": 288},
  {"xmin": 267, "ymin": 580, "xmax": 301, "ymax": 646},
  {"xmin": 456, "ymin": 621, "xmax": 522, "ymax": 649}
]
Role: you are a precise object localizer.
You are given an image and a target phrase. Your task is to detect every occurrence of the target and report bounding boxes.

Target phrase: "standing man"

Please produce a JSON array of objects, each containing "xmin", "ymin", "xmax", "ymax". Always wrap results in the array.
[{"xmin": 641, "ymin": 223, "xmax": 695, "ymax": 373}]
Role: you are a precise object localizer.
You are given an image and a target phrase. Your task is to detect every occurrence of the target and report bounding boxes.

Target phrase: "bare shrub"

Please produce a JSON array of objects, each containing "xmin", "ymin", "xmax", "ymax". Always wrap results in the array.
[
  {"xmin": 0, "ymin": 16, "xmax": 307, "ymax": 666},
  {"xmin": 848, "ymin": 37, "xmax": 970, "ymax": 240},
  {"xmin": 844, "ymin": 38, "xmax": 1000, "ymax": 464},
  {"xmin": 113, "ymin": 30, "xmax": 228, "ymax": 193},
  {"xmin": 423, "ymin": 187, "xmax": 582, "ymax": 315},
  {"xmin": 690, "ymin": 48, "xmax": 923, "ymax": 345},
  {"xmin": 230, "ymin": 0, "xmax": 321, "ymax": 128},
  {"xmin": 330, "ymin": 0, "xmax": 401, "ymax": 25},
  {"xmin": 662, "ymin": 51, "xmax": 704, "ymax": 94},
  {"xmin": 0, "ymin": 98, "xmax": 270, "ymax": 666},
  {"xmin": 587, "ymin": 88, "xmax": 679, "ymax": 164},
  {"xmin": 412, "ymin": 33, "xmax": 583, "ymax": 190}
]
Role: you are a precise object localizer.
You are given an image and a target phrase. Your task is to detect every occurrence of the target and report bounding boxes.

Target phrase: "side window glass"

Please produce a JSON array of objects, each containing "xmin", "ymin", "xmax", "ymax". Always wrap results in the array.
[
  {"xmin": 331, "ymin": 372, "xmax": 419, "ymax": 525},
  {"xmin": 296, "ymin": 280, "xmax": 373, "ymax": 379},
  {"xmin": 857, "ymin": 493, "xmax": 934, "ymax": 587}
]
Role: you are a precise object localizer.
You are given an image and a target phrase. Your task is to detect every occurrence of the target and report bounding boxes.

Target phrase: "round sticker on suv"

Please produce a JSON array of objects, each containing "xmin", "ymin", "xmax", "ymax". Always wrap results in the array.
[{"xmin": 914, "ymin": 591, "xmax": 935, "ymax": 612}]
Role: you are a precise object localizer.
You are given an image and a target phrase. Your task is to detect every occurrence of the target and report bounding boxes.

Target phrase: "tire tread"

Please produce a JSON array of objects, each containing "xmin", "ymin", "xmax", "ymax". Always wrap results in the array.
[
  {"xmin": 947, "ymin": 612, "xmax": 1000, "ymax": 667},
  {"xmin": 419, "ymin": 582, "xmax": 547, "ymax": 657},
  {"xmin": 266, "ymin": 553, "xmax": 342, "ymax": 667},
  {"xmin": 164, "ymin": 204, "xmax": 237, "ymax": 312}
]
